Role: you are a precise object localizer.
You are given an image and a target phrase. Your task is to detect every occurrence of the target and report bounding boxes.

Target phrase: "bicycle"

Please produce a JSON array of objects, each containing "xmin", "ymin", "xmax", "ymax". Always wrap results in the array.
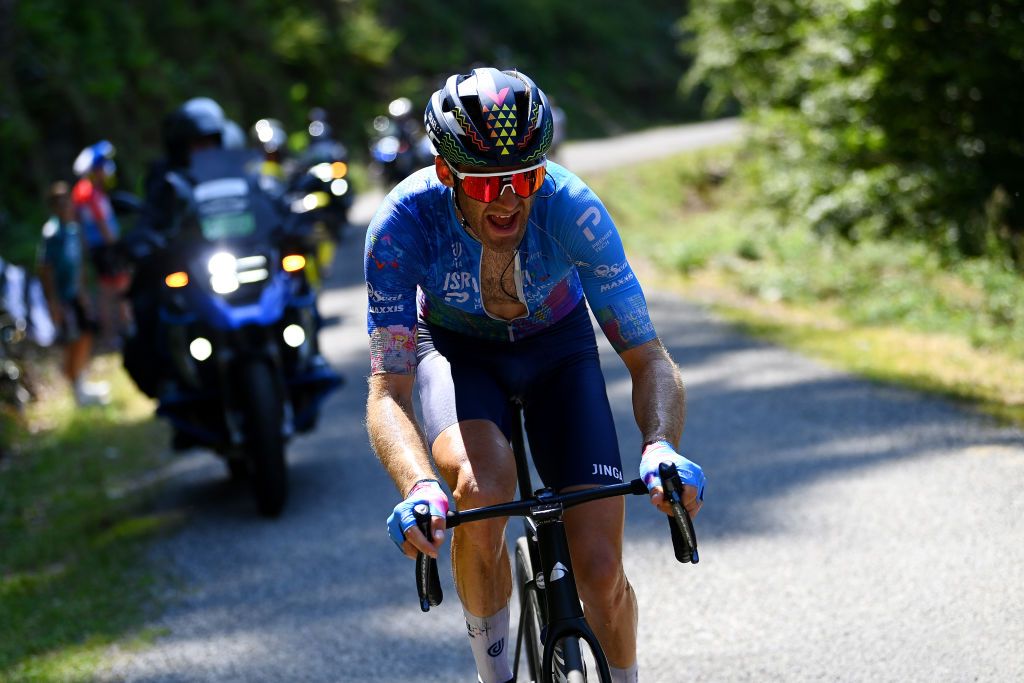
[{"xmin": 412, "ymin": 400, "xmax": 698, "ymax": 683}]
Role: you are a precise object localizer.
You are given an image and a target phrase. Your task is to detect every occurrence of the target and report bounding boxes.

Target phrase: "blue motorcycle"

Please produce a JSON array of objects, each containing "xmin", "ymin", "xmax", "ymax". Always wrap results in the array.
[{"xmin": 147, "ymin": 149, "xmax": 341, "ymax": 517}]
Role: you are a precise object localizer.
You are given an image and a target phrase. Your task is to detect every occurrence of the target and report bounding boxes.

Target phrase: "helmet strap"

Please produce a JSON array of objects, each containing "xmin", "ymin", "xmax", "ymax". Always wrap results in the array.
[{"xmin": 451, "ymin": 187, "xmax": 480, "ymax": 243}]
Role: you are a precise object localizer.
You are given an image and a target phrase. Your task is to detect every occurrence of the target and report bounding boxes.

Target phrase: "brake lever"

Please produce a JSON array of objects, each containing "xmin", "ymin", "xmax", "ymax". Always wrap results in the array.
[
  {"xmin": 413, "ymin": 503, "xmax": 443, "ymax": 611},
  {"xmin": 658, "ymin": 462, "xmax": 699, "ymax": 564}
]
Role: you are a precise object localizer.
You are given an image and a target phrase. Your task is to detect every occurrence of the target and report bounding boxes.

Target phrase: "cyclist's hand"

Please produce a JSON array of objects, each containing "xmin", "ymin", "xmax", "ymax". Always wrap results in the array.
[
  {"xmin": 386, "ymin": 479, "xmax": 449, "ymax": 560},
  {"xmin": 640, "ymin": 440, "xmax": 705, "ymax": 517}
]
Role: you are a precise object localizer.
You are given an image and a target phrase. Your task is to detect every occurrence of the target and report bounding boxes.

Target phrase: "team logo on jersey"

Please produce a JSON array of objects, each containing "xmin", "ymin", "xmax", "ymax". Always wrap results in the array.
[
  {"xmin": 577, "ymin": 206, "xmax": 612, "ymax": 252},
  {"xmin": 593, "ymin": 261, "xmax": 629, "ymax": 279},
  {"xmin": 599, "ymin": 271, "xmax": 635, "ymax": 293},
  {"xmin": 366, "ymin": 282, "xmax": 404, "ymax": 303},
  {"xmin": 443, "ymin": 271, "xmax": 479, "ymax": 304}
]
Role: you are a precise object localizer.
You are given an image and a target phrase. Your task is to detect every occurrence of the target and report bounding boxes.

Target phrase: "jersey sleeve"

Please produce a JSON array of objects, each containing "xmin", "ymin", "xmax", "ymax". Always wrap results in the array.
[
  {"xmin": 552, "ymin": 175, "xmax": 657, "ymax": 352},
  {"xmin": 364, "ymin": 196, "xmax": 427, "ymax": 374}
]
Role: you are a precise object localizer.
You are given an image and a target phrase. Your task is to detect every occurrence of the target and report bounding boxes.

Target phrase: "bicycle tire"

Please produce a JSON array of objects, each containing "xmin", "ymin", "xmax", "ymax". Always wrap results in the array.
[
  {"xmin": 515, "ymin": 537, "xmax": 544, "ymax": 680},
  {"xmin": 552, "ymin": 636, "xmax": 588, "ymax": 682}
]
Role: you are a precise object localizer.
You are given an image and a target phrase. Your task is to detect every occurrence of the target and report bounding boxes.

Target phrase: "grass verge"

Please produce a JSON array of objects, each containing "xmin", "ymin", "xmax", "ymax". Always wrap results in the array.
[
  {"xmin": 0, "ymin": 353, "xmax": 177, "ymax": 682},
  {"xmin": 583, "ymin": 147, "xmax": 1024, "ymax": 427}
]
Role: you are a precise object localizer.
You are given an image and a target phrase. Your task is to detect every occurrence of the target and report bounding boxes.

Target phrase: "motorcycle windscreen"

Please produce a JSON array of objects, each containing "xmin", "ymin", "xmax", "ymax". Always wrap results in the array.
[{"xmin": 188, "ymin": 149, "xmax": 281, "ymax": 243}]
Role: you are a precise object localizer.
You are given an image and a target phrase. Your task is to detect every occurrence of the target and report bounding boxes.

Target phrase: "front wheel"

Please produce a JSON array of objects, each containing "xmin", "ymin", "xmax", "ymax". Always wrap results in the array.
[
  {"xmin": 515, "ymin": 537, "xmax": 544, "ymax": 680},
  {"xmin": 553, "ymin": 637, "xmax": 588, "ymax": 683},
  {"xmin": 236, "ymin": 360, "xmax": 287, "ymax": 517}
]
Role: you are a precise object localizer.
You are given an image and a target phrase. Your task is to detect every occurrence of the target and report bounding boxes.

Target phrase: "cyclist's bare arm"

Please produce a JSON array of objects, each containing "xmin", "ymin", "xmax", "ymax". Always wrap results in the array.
[
  {"xmin": 619, "ymin": 338, "xmax": 700, "ymax": 514},
  {"xmin": 619, "ymin": 338, "xmax": 685, "ymax": 446},
  {"xmin": 366, "ymin": 373, "xmax": 445, "ymax": 557}
]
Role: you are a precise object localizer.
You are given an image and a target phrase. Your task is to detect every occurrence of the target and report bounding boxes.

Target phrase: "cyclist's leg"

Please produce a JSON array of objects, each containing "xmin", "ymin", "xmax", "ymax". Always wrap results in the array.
[
  {"xmin": 524, "ymin": 345, "xmax": 639, "ymax": 673},
  {"xmin": 417, "ymin": 326, "xmax": 517, "ymax": 682}
]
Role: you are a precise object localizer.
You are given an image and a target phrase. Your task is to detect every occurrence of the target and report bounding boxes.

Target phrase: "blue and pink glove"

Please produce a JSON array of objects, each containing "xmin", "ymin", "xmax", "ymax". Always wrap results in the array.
[
  {"xmin": 387, "ymin": 479, "xmax": 450, "ymax": 550},
  {"xmin": 639, "ymin": 440, "xmax": 705, "ymax": 501}
]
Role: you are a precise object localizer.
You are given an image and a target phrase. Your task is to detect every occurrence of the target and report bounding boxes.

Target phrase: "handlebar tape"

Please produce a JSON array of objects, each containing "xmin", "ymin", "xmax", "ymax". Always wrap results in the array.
[
  {"xmin": 658, "ymin": 463, "xmax": 700, "ymax": 564},
  {"xmin": 413, "ymin": 503, "xmax": 443, "ymax": 611}
]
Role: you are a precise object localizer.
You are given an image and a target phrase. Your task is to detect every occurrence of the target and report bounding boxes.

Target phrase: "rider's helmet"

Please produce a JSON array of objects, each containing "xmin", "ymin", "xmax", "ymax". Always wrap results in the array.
[
  {"xmin": 72, "ymin": 140, "xmax": 116, "ymax": 177},
  {"xmin": 251, "ymin": 118, "xmax": 288, "ymax": 156},
  {"xmin": 424, "ymin": 67, "xmax": 553, "ymax": 168},
  {"xmin": 307, "ymin": 107, "xmax": 333, "ymax": 140},
  {"xmin": 388, "ymin": 97, "xmax": 414, "ymax": 120},
  {"xmin": 162, "ymin": 97, "xmax": 225, "ymax": 166},
  {"xmin": 221, "ymin": 119, "xmax": 247, "ymax": 150}
]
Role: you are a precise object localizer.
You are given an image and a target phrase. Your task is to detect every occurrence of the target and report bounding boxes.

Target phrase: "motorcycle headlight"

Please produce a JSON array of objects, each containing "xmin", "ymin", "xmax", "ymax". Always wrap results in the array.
[
  {"xmin": 310, "ymin": 162, "xmax": 334, "ymax": 183},
  {"xmin": 207, "ymin": 252, "xmax": 237, "ymax": 277},
  {"xmin": 283, "ymin": 324, "xmax": 306, "ymax": 348},
  {"xmin": 207, "ymin": 252, "xmax": 239, "ymax": 294},
  {"xmin": 377, "ymin": 136, "xmax": 400, "ymax": 156},
  {"xmin": 189, "ymin": 337, "xmax": 213, "ymax": 361}
]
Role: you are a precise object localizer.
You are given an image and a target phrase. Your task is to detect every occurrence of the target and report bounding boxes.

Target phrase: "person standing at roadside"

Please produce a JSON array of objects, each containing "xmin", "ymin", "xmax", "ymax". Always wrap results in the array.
[
  {"xmin": 72, "ymin": 140, "xmax": 129, "ymax": 347},
  {"xmin": 38, "ymin": 181, "xmax": 109, "ymax": 406}
]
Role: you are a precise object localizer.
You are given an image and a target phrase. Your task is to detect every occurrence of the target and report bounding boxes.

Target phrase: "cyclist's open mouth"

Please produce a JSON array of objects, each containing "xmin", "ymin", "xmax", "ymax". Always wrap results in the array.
[{"xmin": 485, "ymin": 210, "xmax": 520, "ymax": 233}]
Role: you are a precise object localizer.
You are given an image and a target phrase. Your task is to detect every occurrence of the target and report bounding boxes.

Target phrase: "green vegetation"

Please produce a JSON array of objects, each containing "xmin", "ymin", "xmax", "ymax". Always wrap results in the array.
[
  {"xmin": 0, "ymin": 0, "xmax": 701, "ymax": 264},
  {"xmin": 585, "ymin": 147, "xmax": 1024, "ymax": 425},
  {"xmin": 0, "ymin": 355, "xmax": 177, "ymax": 681},
  {"xmin": 682, "ymin": 0, "xmax": 1024, "ymax": 269}
]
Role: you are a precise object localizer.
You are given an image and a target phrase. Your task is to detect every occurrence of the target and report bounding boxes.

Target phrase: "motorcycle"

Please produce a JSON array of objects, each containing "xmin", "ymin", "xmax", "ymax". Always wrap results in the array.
[
  {"xmin": 142, "ymin": 148, "xmax": 342, "ymax": 517},
  {"xmin": 368, "ymin": 98, "xmax": 435, "ymax": 187},
  {"xmin": 285, "ymin": 138, "xmax": 357, "ymax": 288}
]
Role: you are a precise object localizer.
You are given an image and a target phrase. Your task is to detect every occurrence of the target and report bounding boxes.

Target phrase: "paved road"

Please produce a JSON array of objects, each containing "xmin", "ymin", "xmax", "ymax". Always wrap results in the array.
[{"xmin": 101, "ymin": 122, "xmax": 1023, "ymax": 682}]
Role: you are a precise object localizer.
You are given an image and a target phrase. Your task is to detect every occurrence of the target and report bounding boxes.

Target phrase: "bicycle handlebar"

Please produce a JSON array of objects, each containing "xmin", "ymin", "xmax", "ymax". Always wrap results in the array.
[
  {"xmin": 446, "ymin": 478, "xmax": 648, "ymax": 529},
  {"xmin": 411, "ymin": 468, "xmax": 699, "ymax": 612}
]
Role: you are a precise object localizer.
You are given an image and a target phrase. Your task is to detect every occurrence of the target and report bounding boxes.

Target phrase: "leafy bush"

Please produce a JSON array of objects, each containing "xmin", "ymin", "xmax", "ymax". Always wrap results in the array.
[{"xmin": 683, "ymin": 0, "xmax": 1024, "ymax": 268}]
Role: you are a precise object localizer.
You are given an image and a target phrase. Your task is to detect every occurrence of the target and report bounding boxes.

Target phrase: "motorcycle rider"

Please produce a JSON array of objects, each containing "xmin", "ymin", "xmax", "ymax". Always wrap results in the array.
[
  {"xmin": 252, "ymin": 118, "xmax": 291, "ymax": 185},
  {"xmin": 371, "ymin": 96, "xmax": 435, "ymax": 184},
  {"xmin": 122, "ymin": 98, "xmax": 227, "ymax": 398}
]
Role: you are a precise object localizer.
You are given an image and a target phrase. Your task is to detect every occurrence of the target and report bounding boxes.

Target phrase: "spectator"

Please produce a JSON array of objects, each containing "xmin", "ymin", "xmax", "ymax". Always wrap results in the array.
[
  {"xmin": 38, "ymin": 181, "xmax": 109, "ymax": 406},
  {"xmin": 71, "ymin": 140, "xmax": 130, "ymax": 348}
]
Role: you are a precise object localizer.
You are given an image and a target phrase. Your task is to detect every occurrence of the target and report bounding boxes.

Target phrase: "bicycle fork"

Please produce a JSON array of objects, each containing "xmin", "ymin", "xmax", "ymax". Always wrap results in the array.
[{"xmin": 529, "ymin": 506, "xmax": 613, "ymax": 682}]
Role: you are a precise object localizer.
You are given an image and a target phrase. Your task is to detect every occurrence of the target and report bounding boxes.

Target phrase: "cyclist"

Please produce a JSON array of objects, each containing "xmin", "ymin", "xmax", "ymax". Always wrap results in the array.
[{"xmin": 364, "ymin": 67, "xmax": 705, "ymax": 683}]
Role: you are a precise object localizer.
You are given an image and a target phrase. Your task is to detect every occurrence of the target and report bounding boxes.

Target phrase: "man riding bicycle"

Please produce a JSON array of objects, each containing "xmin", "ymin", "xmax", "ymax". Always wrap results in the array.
[{"xmin": 364, "ymin": 67, "xmax": 706, "ymax": 683}]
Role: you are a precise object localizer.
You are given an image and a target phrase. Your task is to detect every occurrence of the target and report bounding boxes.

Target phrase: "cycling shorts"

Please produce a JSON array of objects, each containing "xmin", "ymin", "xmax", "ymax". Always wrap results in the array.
[
  {"xmin": 57, "ymin": 298, "xmax": 98, "ymax": 344},
  {"xmin": 416, "ymin": 300, "xmax": 625, "ymax": 491}
]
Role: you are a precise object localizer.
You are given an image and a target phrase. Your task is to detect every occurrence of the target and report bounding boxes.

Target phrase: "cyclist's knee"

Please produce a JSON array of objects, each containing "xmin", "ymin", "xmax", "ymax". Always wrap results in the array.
[
  {"xmin": 575, "ymin": 552, "xmax": 629, "ymax": 609},
  {"xmin": 452, "ymin": 466, "xmax": 516, "ymax": 510}
]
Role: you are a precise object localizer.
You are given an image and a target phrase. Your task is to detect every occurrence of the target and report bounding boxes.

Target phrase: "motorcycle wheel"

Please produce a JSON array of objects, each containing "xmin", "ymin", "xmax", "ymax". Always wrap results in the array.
[
  {"xmin": 225, "ymin": 457, "xmax": 249, "ymax": 481},
  {"xmin": 237, "ymin": 360, "xmax": 287, "ymax": 517}
]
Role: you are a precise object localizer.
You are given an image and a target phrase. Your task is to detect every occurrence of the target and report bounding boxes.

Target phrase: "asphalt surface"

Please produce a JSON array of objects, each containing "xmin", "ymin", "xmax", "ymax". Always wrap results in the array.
[{"xmin": 100, "ymin": 123, "xmax": 1023, "ymax": 682}]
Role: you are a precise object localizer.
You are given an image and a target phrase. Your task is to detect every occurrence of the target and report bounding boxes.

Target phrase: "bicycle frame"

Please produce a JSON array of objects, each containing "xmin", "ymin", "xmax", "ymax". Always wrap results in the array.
[
  {"xmin": 444, "ymin": 403, "xmax": 649, "ymax": 682},
  {"xmin": 414, "ymin": 401, "xmax": 697, "ymax": 682}
]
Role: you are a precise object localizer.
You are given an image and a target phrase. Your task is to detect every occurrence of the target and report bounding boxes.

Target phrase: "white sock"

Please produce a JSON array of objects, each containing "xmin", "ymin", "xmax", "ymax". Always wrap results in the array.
[
  {"xmin": 464, "ymin": 604, "xmax": 513, "ymax": 683},
  {"xmin": 610, "ymin": 661, "xmax": 639, "ymax": 683}
]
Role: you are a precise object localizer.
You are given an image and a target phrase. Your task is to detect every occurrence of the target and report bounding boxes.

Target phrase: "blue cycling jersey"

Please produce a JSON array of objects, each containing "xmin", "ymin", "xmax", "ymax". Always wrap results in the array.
[{"xmin": 364, "ymin": 161, "xmax": 656, "ymax": 374}]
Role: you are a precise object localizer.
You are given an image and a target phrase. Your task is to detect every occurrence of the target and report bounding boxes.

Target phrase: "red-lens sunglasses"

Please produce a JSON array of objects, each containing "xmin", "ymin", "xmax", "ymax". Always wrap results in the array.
[{"xmin": 446, "ymin": 160, "xmax": 547, "ymax": 203}]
